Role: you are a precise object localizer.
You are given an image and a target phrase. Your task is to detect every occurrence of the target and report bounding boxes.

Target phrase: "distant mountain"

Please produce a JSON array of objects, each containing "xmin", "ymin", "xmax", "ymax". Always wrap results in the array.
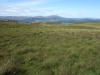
[
  {"xmin": 0, "ymin": 16, "xmax": 100, "ymax": 23},
  {"xmin": 46, "ymin": 15, "xmax": 67, "ymax": 20}
]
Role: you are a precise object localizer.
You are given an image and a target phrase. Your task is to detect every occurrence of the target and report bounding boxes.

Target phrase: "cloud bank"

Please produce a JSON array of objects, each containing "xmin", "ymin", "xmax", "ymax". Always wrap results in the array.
[
  {"xmin": 0, "ymin": 0, "xmax": 99, "ymax": 18},
  {"xmin": 0, "ymin": 0, "xmax": 65, "ymax": 16}
]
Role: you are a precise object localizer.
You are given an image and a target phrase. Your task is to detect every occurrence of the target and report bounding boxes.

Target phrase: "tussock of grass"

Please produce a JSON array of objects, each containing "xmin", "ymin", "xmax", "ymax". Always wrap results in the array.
[{"xmin": 0, "ymin": 22, "xmax": 100, "ymax": 75}]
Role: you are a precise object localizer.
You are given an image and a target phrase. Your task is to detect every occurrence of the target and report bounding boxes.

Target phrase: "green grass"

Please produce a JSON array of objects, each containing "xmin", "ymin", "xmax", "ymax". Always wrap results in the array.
[{"xmin": 0, "ymin": 22, "xmax": 100, "ymax": 75}]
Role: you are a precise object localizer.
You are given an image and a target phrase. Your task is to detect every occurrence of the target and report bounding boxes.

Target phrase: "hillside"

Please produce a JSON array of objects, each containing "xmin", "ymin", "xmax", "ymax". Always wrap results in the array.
[{"xmin": 0, "ymin": 22, "xmax": 100, "ymax": 75}]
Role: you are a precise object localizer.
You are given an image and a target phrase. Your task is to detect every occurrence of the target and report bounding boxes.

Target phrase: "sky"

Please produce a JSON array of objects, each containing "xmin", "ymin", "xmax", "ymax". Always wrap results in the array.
[{"xmin": 0, "ymin": 0, "xmax": 100, "ymax": 18}]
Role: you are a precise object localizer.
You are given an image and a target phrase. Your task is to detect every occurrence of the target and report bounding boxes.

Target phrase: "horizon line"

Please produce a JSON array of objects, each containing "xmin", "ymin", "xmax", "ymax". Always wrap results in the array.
[{"xmin": 0, "ymin": 15, "xmax": 100, "ymax": 19}]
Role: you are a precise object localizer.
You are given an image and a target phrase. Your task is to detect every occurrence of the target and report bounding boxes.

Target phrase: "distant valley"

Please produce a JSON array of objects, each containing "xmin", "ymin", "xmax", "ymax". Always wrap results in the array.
[{"xmin": 0, "ymin": 15, "xmax": 100, "ymax": 24}]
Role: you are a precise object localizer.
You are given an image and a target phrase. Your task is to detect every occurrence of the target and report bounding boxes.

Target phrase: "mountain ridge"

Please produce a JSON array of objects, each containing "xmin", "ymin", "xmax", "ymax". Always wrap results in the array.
[{"xmin": 0, "ymin": 15, "xmax": 100, "ymax": 23}]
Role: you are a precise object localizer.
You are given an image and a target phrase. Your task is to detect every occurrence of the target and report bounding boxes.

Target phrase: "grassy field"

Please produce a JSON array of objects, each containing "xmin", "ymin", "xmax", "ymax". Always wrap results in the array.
[{"xmin": 0, "ymin": 22, "xmax": 100, "ymax": 75}]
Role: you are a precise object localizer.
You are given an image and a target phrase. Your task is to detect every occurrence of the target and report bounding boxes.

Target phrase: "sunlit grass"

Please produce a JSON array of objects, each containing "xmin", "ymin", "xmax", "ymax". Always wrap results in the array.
[{"xmin": 0, "ymin": 22, "xmax": 100, "ymax": 75}]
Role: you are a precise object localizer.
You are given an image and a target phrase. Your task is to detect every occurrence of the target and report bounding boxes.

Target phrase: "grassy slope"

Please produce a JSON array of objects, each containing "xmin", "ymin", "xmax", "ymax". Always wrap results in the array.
[{"xmin": 0, "ymin": 22, "xmax": 100, "ymax": 75}]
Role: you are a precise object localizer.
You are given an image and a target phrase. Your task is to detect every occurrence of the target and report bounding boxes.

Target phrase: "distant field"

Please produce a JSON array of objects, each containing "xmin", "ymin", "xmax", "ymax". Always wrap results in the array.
[{"xmin": 0, "ymin": 22, "xmax": 100, "ymax": 75}]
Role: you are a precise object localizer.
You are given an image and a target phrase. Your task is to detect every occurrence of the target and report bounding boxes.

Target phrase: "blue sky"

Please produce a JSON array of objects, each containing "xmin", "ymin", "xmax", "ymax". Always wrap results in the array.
[{"xmin": 0, "ymin": 0, "xmax": 100, "ymax": 18}]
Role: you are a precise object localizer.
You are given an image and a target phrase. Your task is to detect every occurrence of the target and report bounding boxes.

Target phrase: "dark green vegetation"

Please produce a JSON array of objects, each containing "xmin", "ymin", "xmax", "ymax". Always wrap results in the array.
[{"xmin": 0, "ymin": 22, "xmax": 100, "ymax": 75}]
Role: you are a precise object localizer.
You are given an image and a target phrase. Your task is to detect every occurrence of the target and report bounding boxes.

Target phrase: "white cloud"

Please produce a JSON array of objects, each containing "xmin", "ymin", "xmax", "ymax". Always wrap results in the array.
[
  {"xmin": 0, "ymin": 4, "xmax": 72, "ymax": 17},
  {"xmin": 0, "ymin": 0, "xmax": 69, "ymax": 17},
  {"xmin": 0, "ymin": 0, "xmax": 61, "ymax": 16}
]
